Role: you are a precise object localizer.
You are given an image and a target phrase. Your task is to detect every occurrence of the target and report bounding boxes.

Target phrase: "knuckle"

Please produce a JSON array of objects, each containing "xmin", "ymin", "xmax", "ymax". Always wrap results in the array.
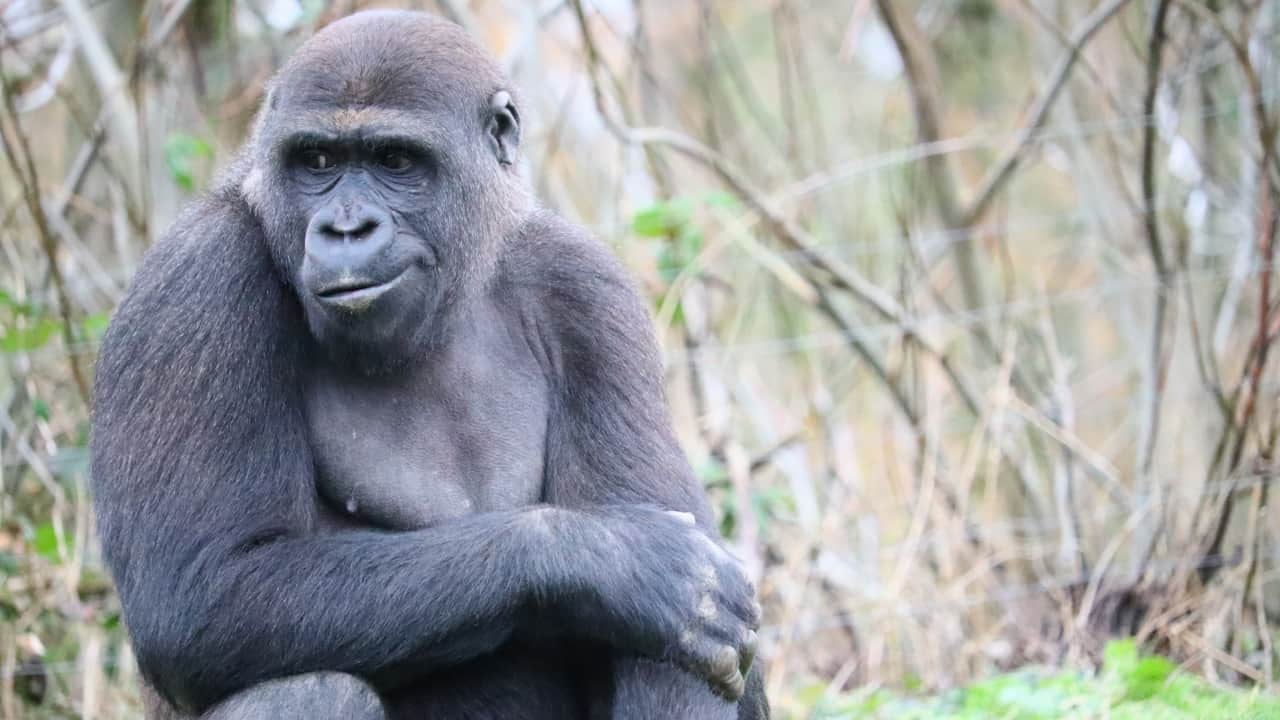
[
  {"xmin": 678, "ymin": 627, "xmax": 697, "ymax": 652},
  {"xmin": 697, "ymin": 531, "xmax": 726, "ymax": 557},
  {"xmin": 712, "ymin": 645, "xmax": 739, "ymax": 677},
  {"xmin": 714, "ymin": 669, "xmax": 746, "ymax": 701},
  {"xmin": 664, "ymin": 510, "xmax": 697, "ymax": 526},
  {"xmin": 696, "ymin": 592, "xmax": 718, "ymax": 621},
  {"xmin": 696, "ymin": 562, "xmax": 717, "ymax": 585},
  {"xmin": 728, "ymin": 672, "xmax": 746, "ymax": 698}
]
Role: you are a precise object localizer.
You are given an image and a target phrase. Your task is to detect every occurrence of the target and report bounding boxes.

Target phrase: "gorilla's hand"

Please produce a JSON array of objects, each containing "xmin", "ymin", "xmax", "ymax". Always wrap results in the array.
[{"xmin": 539, "ymin": 506, "xmax": 761, "ymax": 700}]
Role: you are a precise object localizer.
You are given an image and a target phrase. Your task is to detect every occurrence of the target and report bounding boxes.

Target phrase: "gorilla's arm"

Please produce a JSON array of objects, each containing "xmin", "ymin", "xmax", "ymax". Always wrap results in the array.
[
  {"xmin": 91, "ymin": 195, "xmax": 657, "ymax": 714},
  {"xmin": 516, "ymin": 212, "xmax": 764, "ymax": 713},
  {"xmin": 523, "ymin": 212, "xmax": 716, "ymax": 521},
  {"xmin": 92, "ymin": 195, "xmax": 551, "ymax": 711}
]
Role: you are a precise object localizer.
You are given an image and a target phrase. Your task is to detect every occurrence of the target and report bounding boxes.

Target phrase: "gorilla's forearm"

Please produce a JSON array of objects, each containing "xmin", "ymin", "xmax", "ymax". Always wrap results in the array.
[{"xmin": 125, "ymin": 511, "xmax": 552, "ymax": 711}]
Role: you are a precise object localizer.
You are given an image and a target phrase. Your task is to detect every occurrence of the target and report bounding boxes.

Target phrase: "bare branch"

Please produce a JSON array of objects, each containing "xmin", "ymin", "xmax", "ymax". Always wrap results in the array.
[
  {"xmin": 0, "ymin": 59, "xmax": 91, "ymax": 406},
  {"xmin": 964, "ymin": 0, "xmax": 1136, "ymax": 227}
]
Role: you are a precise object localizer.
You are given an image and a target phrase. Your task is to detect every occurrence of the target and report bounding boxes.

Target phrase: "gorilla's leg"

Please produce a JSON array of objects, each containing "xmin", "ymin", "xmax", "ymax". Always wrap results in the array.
[
  {"xmin": 200, "ymin": 673, "xmax": 385, "ymax": 720},
  {"xmin": 611, "ymin": 657, "xmax": 737, "ymax": 720}
]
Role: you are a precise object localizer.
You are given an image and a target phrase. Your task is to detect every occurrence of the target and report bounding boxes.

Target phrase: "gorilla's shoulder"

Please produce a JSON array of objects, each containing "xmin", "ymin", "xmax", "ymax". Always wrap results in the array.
[
  {"xmin": 496, "ymin": 208, "xmax": 657, "ymax": 366},
  {"xmin": 500, "ymin": 208, "xmax": 634, "ymax": 295},
  {"xmin": 105, "ymin": 189, "xmax": 280, "ymax": 362},
  {"xmin": 132, "ymin": 189, "xmax": 269, "ymax": 294}
]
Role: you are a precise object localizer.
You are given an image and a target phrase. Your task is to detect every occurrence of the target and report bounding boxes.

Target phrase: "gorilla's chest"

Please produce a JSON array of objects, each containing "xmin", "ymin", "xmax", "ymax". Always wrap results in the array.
[{"xmin": 302, "ymin": 320, "xmax": 549, "ymax": 531}]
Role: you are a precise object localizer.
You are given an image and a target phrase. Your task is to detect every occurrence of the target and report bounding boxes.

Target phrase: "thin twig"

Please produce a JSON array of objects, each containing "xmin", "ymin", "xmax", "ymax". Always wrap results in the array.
[
  {"xmin": 0, "ymin": 58, "xmax": 91, "ymax": 406},
  {"xmin": 1136, "ymin": 0, "xmax": 1174, "ymax": 479},
  {"xmin": 964, "ymin": 0, "xmax": 1136, "ymax": 227}
]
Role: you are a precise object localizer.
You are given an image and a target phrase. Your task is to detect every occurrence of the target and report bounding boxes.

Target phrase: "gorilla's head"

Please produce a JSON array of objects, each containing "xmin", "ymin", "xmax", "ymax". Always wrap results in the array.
[{"xmin": 241, "ymin": 11, "xmax": 529, "ymax": 371}]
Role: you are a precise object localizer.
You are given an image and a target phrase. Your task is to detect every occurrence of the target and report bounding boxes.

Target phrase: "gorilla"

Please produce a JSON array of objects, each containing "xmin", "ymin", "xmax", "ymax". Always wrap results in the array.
[{"xmin": 90, "ymin": 10, "xmax": 767, "ymax": 720}]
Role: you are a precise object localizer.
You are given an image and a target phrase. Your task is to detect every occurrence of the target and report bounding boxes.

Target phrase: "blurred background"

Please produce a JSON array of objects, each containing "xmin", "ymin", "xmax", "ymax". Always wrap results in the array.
[{"xmin": 1, "ymin": 0, "xmax": 1278, "ymax": 717}]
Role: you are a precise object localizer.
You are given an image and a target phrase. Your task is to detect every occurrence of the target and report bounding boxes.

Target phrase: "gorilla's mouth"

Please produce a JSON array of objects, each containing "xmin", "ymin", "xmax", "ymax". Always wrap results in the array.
[
  {"xmin": 317, "ymin": 278, "xmax": 385, "ymax": 298},
  {"xmin": 314, "ymin": 269, "xmax": 408, "ymax": 311}
]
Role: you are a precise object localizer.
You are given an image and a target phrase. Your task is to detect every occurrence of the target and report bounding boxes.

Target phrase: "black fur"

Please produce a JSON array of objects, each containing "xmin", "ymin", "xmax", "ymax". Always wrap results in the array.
[{"xmin": 90, "ymin": 11, "xmax": 767, "ymax": 719}]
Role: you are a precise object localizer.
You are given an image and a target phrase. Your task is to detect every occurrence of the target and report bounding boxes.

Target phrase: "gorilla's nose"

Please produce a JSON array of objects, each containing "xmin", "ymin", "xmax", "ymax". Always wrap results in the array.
[
  {"xmin": 311, "ymin": 202, "xmax": 392, "ymax": 246},
  {"xmin": 305, "ymin": 202, "xmax": 396, "ymax": 271},
  {"xmin": 303, "ymin": 201, "xmax": 404, "ymax": 311}
]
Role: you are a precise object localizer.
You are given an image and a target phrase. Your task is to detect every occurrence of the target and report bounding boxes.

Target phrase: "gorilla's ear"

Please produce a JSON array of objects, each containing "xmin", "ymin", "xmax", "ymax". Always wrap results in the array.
[{"xmin": 486, "ymin": 90, "xmax": 520, "ymax": 166}]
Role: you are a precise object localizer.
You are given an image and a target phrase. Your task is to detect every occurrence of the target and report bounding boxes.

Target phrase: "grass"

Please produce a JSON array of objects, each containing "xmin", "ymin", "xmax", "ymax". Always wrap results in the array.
[{"xmin": 791, "ymin": 640, "xmax": 1280, "ymax": 720}]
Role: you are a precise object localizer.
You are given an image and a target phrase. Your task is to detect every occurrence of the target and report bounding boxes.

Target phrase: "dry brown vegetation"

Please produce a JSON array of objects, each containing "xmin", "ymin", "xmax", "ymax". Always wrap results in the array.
[{"xmin": 0, "ymin": 1, "xmax": 1278, "ymax": 717}]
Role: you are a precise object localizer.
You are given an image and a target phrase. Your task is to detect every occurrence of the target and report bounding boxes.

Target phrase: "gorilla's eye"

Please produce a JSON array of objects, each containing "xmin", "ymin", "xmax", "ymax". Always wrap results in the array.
[
  {"xmin": 379, "ymin": 151, "xmax": 413, "ymax": 173},
  {"xmin": 301, "ymin": 150, "xmax": 336, "ymax": 173}
]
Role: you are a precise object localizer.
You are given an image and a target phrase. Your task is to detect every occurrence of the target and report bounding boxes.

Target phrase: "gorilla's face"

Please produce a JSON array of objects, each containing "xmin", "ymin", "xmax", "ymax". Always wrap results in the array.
[
  {"xmin": 242, "ymin": 11, "xmax": 526, "ymax": 372},
  {"xmin": 286, "ymin": 124, "xmax": 448, "ymax": 362}
]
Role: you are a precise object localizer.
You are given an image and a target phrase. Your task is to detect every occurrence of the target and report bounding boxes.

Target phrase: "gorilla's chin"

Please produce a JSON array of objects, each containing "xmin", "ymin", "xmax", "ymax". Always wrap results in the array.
[{"xmin": 300, "ymin": 268, "xmax": 440, "ymax": 375}]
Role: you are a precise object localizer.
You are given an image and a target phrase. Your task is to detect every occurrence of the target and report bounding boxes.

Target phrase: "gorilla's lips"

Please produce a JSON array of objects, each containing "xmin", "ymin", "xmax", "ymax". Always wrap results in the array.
[{"xmin": 314, "ymin": 269, "xmax": 408, "ymax": 312}]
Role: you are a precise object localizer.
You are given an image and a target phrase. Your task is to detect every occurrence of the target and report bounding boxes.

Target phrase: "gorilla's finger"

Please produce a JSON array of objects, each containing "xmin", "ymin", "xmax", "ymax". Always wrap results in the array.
[
  {"xmin": 713, "ymin": 668, "xmax": 746, "ymax": 701},
  {"xmin": 739, "ymin": 629, "xmax": 758, "ymax": 674},
  {"xmin": 710, "ymin": 645, "xmax": 739, "ymax": 682}
]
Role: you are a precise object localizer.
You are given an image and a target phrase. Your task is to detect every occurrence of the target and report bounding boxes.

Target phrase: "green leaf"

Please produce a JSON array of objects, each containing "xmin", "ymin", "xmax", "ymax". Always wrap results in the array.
[
  {"xmin": 0, "ymin": 318, "xmax": 63, "ymax": 352},
  {"xmin": 0, "ymin": 288, "xmax": 35, "ymax": 316},
  {"xmin": 81, "ymin": 311, "xmax": 111, "ymax": 339},
  {"xmin": 164, "ymin": 133, "xmax": 214, "ymax": 192},
  {"xmin": 632, "ymin": 197, "xmax": 695, "ymax": 238},
  {"xmin": 1123, "ymin": 655, "xmax": 1176, "ymax": 701},
  {"xmin": 632, "ymin": 205, "xmax": 672, "ymax": 237},
  {"xmin": 677, "ymin": 228, "xmax": 705, "ymax": 260},
  {"xmin": 1103, "ymin": 638, "xmax": 1139, "ymax": 677},
  {"xmin": 31, "ymin": 521, "xmax": 69, "ymax": 561},
  {"xmin": 32, "ymin": 397, "xmax": 49, "ymax": 421}
]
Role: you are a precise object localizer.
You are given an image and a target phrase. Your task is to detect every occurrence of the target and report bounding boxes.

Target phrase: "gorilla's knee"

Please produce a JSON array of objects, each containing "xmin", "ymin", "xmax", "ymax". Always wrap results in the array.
[
  {"xmin": 201, "ymin": 672, "xmax": 385, "ymax": 720},
  {"xmin": 612, "ymin": 657, "xmax": 737, "ymax": 720}
]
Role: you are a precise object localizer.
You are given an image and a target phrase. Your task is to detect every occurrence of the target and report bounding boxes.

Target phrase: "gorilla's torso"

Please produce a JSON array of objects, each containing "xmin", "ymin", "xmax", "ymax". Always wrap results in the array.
[
  {"xmin": 299, "ymin": 293, "xmax": 609, "ymax": 718},
  {"xmin": 303, "ymin": 296, "xmax": 549, "ymax": 532}
]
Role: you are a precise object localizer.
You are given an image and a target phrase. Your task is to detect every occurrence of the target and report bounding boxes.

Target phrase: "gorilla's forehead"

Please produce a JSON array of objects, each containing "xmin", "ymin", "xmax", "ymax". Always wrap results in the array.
[
  {"xmin": 282, "ymin": 62, "xmax": 457, "ymax": 114},
  {"xmin": 272, "ymin": 10, "xmax": 503, "ymax": 116},
  {"xmin": 267, "ymin": 107, "xmax": 454, "ymax": 148}
]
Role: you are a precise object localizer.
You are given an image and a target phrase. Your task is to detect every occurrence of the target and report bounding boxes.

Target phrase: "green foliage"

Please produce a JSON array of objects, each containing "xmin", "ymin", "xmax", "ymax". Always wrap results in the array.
[
  {"xmin": 796, "ymin": 639, "xmax": 1280, "ymax": 719},
  {"xmin": 0, "ymin": 288, "xmax": 34, "ymax": 315},
  {"xmin": 631, "ymin": 192, "xmax": 743, "ymax": 322},
  {"xmin": 0, "ymin": 285, "xmax": 110, "ymax": 354},
  {"xmin": 81, "ymin": 311, "xmax": 111, "ymax": 339},
  {"xmin": 0, "ymin": 288, "xmax": 53, "ymax": 351},
  {"xmin": 633, "ymin": 196, "xmax": 703, "ymax": 285},
  {"xmin": 0, "ymin": 318, "xmax": 61, "ymax": 352},
  {"xmin": 30, "ymin": 522, "xmax": 70, "ymax": 563},
  {"xmin": 1104, "ymin": 638, "xmax": 1177, "ymax": 702},
  {"xmin": 163, "ymin": 132, "xmax": 214, "ymax": 192}
]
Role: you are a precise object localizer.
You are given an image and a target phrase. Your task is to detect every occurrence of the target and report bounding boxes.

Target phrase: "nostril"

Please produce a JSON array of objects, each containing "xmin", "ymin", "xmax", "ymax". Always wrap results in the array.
[
  {"xmin": 324, "ymin": 217, "xmax": 380, "ymax": 242},
  {"xmin": 350, "ymin": 219, "xmax": 379, "ymax": 241}
]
